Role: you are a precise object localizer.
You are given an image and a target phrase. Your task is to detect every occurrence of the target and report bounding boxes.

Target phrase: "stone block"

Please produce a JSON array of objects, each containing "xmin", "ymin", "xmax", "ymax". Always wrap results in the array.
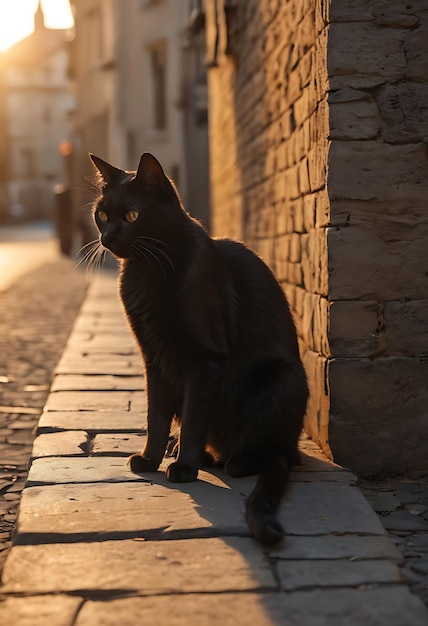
[
  {"xmin": 301, "ymin": 292, "xmax": 329, "ymax": 355},
  {"xmin": 37, "ymin": 410, "xmax": 145, "ymax": 433},
  {"xmin": 405, "ymin": 19, "xmax": 428, "ymax": 81},
  {"xmin": 382, "ymin": 512, "xmax": 428, "ymax": 533},
  {"xmin": 279, "ymin": 480, "xmax": 386, "ymax": 536},
  {"xmin": 0, "ymin": 596, "xmax": 81, "ymax": 626},
  {"xmin": 328, "ymin": 224, "xmax": 428, "ymax": 300},
  {"xmin": 308, "ymin": 145, "xmax": 328, "ymax": 193},
  {"xmin": 67, "ymin": 332, "xmax": 136, "ymax": 352},
  {"xmin": 289, "ymin": 233, "xmax": 301, "ymax": 263},
  {"xmin": 384, "ymin": 299, "xmax": 428, "ymax": 356},
  {"xmin": 270, "ymin": 534, "xmax": 403, "ymax": 562},
  {"xmin": 329, "ymin": 357, "xmax": 428, "ymax": 476},
  {"xmin": 2, "ymin": 538, "xmax": 276, "ymax": 594},
  {"xmin": 277, "ymin": 559, "xmax": 401, "ymax": 590},
  {"xmin": 294, "ymin": 89, "xmax": 316, "ymax": 129},
  {"xmin": 74, "ymin": 588, "xmax": 428, "ymax": 626},
  {"xmin": 78, "ymin": 299, "xmax": 122, "ymax": 316},
  {"xmin": 328, "ymin": 23, "xmax": 406, "ymax": 88},
  {"xmin": 329, "ymin": 99, "xmax": 379, "ymax": 140},
  {"xmin": 14, "ymin": 477, "xmax": 247, "ymax": 541},
  {"xmin": 329, "ymin": 1, "xmax": 373, "ymax": 22},
  {"xmin": 91, "ymin": 432, "xmax": 147, "ymax": 456},
  {"xmin": 51, "ymin": 374, "xmax": 144, "ymax": 392},
  {"xmin": 328, "ymin": 141, "xmax": 427, "ymax": 210},
  {"xmin": 295, "ymin": 8, "xmax": 317, "ymax": 59},
  {"xmin": 377, "ymin": 82, "xmax": 428, "ymax": 144},
  {"xmin": 315, "ymin": 189, "xmax": 329, "ymax": 228},
  {"xmin": 20, "ymin": 450, "xmax": 382, "ymax": 538},
  {"xmin": 298, "ymin": 158, "xmax": 311, "ymax": 195},
  {"xmin": 329, "ymin": 300, "xmax": 380, "ymax": 357},
  {"xmin": 26, "ymin": 456, "xmax": 150, "ymax": 486},
  {"xmin": 72, "ymin": 313, "xmax": 128, "ymax": 333},
  {"xmin": 44, "ymin": 390, "xmax": 146, "ymax": 413},
  {"xmin": 302, "ymin": 349, "xmax": 330, "ymax": 452},
  {"xmin": 31, "ymin": 431, "xmax": 89, "ymax": 458},
  {"xmin": 55, "ymin": 354, "xmax": 143, "ymax": 376}
]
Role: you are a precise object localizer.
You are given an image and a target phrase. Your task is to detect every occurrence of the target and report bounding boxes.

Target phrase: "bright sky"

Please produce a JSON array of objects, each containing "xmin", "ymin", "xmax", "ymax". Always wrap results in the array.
[{"xmin": 0, "ymin": 0, "xmax": 74, "ymax": 51}]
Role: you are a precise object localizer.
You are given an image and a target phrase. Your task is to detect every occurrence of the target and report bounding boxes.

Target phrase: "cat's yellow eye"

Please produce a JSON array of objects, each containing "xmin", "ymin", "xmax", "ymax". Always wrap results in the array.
[
  {"xmin": 125, "ymin": 211, "xmax": 139, "ymax": 223},
  {"xmin": 97, "ymin": 210, "xmax": 108, "ymax": 222}
]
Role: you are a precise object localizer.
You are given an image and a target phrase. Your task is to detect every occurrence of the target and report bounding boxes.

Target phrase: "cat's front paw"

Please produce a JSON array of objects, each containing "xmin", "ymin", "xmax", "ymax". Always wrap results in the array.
[
  {"xmin": 166, "ymin": 461, "xmax": 198, "ymax": 482},
  {"xmin": 127, "ymin": 454, "xmax": 160, "ymax": 474}
]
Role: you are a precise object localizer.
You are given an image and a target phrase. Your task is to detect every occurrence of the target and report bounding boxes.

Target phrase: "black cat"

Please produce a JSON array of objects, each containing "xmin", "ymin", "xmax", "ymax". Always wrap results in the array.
[{"xmin": 90, "ymin": 152, "xmax": 308, "ymax": 546}]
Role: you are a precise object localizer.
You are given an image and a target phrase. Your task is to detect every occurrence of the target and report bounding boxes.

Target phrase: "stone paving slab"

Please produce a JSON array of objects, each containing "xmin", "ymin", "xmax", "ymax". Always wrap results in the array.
[
  {"xmin": 2, "ymin": 538, "xmax": 276, "ymax": 594},
  {"xmin": 71, "ymin": 318, "xmax": 131, "ymax": 333},
  {"xmin": 72, "ymin": 588, "xmax": 428, "ymax": 626},
  {"xmin": 51, "ymin": 374, "xmax": 144, "ymax": 391},
  {"xmin": 44, "ymin": 390, "xmax": 146, "ymax": 412},
  {"xmin": 90, "ymin": 432, "xmax": 356, "ymax": 483},
  {"xmin": 276, "ymin": 558, "xmax": 401, "ymax": 590},
  {"xmin": 37, "ymin": 410, "xmax": 145, "ymax": 433},
  {"xmin": 21, "ymin": 457, "xmax": 386, "ymax": 537},
  {"xmin": 26, "ymin": 457, "xmax": 151, "ymax": 486},
  {"xmin": 14, "ymin": 478, "xmax": 405, "ymax": 559},
  {"xmin": 0, "ymin": 596, "xmax": 82, "ymax": 626},
  {"xmin": 55, "ymin": 354, "xmax": 142, "ymax": 375},
  {"xmin": 14, "ymin": 480, "xmax": 245, "ymax": 541},
  {"xmin": 272, "ymin": 534, "xmax": 403, "ymax": 561},
  {"xmin": 65, "ymin": 332, "xmax": 137, "ymax": 351},
  {"xmin": 78, "ymin": 300, "xmax": 124, "ymax": 316},
  {"xmin": 31, "ymin": 431, "xmax": 89, "ymax": 458},
  {"xmin": 90, "ymin": 432, "xmax": 355, "ymax": 480},
  {"xmin": 91, "ymin": 432, "xmax": 148, "ymax": 455}
]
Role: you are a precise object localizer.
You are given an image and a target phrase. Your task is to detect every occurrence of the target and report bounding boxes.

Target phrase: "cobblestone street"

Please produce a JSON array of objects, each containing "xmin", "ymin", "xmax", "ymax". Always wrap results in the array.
[
  {"xmin": 0, "ymin": 257, "xmax": 87, "ymax": 572},
  {"xmin": 360, "ymin": 476, "xmax": 428, "ymax": 607}
]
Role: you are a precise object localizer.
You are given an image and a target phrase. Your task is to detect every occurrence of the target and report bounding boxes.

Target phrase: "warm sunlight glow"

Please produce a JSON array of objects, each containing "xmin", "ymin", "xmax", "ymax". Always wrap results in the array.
[{"xmin": 0, "ymin": 0, "xmax": 73, "ymax": 52}]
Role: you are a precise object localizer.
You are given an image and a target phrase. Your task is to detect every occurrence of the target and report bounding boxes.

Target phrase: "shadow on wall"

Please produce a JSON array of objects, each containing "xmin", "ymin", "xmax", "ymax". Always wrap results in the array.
[{"xmin": 206, "ymin": 1, "xmax": 331, "ymax": 454}]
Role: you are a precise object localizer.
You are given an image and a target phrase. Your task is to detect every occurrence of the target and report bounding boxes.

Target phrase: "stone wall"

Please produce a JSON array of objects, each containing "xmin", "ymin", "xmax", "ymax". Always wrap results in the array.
[
  {"xmin": 207, "ymin": 0, "xmax": 332, "ymax": 452},
  {"xmin": 206, "ymin": 0, "xmax": 428, "ymax": 476},
  {"xmin": 327, "ymin": 0, "xmax": 428, "ymax": 475}
]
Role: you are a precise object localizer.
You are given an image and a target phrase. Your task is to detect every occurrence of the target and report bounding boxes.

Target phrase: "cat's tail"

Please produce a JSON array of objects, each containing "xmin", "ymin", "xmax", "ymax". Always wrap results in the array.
[{"xmin": 245, "ymin": 453, "xmax": 291, "ymax": 546}]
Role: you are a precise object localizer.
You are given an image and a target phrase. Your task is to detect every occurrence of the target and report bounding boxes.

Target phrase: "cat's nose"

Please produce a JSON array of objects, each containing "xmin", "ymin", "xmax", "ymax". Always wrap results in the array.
[
  {"xmin": 101, "ymin": 228, "xmax": 117, "ymax": 248},
  {"xmin": 101, "ymin": 233, "xmax": 113, "ymax": 247}
]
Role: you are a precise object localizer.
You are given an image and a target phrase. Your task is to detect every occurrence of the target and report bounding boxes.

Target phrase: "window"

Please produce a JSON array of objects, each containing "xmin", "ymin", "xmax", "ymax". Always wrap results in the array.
[{"xmin": 149, "ymin": 41, "xmax": 167, "ymax": 131}]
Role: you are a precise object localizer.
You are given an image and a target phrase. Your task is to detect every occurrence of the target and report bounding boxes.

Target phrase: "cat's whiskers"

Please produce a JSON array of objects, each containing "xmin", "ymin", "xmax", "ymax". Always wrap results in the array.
[
  {"xmin": 80, "ymin": 200, "xmax": 97, "ymax": 213},
  {"xmin": 76, "ymin": 239, "xmax": 99, "ymax": 265},
  {"xmin": 135, "ymin": 237, "xmax": 175, "ymax": 272},
  {"xmin": 131, "ymin": 241, "xmax": 170, "ymax": 284},
  {"xmin": 130, "ymin": 241, "xmax": 164, "ymax": 278},
  {"xmin": 76, "ymin": 238, "xmax": 106, "ymax": 277}
]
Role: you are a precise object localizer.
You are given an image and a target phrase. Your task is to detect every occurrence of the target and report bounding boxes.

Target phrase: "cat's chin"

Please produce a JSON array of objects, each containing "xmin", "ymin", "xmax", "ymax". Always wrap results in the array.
[{"xmin": 102, "ymin": 246, "xmax": 129, "ymax": 260}]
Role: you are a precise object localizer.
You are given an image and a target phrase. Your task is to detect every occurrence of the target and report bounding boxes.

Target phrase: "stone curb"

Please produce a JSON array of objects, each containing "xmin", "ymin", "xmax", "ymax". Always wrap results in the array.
[{"xmin": 1, "ymin": 272, "xmax": 427, "ymax": 626}]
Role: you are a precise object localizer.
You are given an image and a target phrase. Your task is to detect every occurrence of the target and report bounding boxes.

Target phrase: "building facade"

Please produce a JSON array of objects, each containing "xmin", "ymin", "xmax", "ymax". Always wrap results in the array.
[
  {"xmin": 205, "ymin": 0, "xmax": 428, "ymax": 476},
  {"xmin": 2, "ymin": 4, "xmax": 72, "ymax": 221},
  {"xmin": 69, "ymin": 0, "xmax": 210, "ymax": 235}
]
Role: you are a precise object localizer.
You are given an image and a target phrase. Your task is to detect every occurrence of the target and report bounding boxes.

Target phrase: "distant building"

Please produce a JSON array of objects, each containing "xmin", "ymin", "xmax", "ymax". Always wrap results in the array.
[
  {"xmin": 1, "ymin": 2, "xmax": 73, "ymax": 221},
  {"xmin": 69, "ymin": 0, "xmax": 210, "ymax": 232}
]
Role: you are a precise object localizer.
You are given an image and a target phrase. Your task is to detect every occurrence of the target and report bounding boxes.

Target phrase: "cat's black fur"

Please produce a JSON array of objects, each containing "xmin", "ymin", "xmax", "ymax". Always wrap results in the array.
[{"xmin": 90, "ymin": 152, "xmax": 308, "ymax": 546}]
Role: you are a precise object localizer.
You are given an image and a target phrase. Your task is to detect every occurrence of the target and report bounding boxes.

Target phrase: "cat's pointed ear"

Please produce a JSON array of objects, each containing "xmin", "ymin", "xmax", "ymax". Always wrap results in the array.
[
  {"xmin": 135, "ymin": 153, "xmax": 165, "ymax": 187},
  {"xmin": 89, "ymin": 154, "xmax": 124, "ymax": 185}
]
